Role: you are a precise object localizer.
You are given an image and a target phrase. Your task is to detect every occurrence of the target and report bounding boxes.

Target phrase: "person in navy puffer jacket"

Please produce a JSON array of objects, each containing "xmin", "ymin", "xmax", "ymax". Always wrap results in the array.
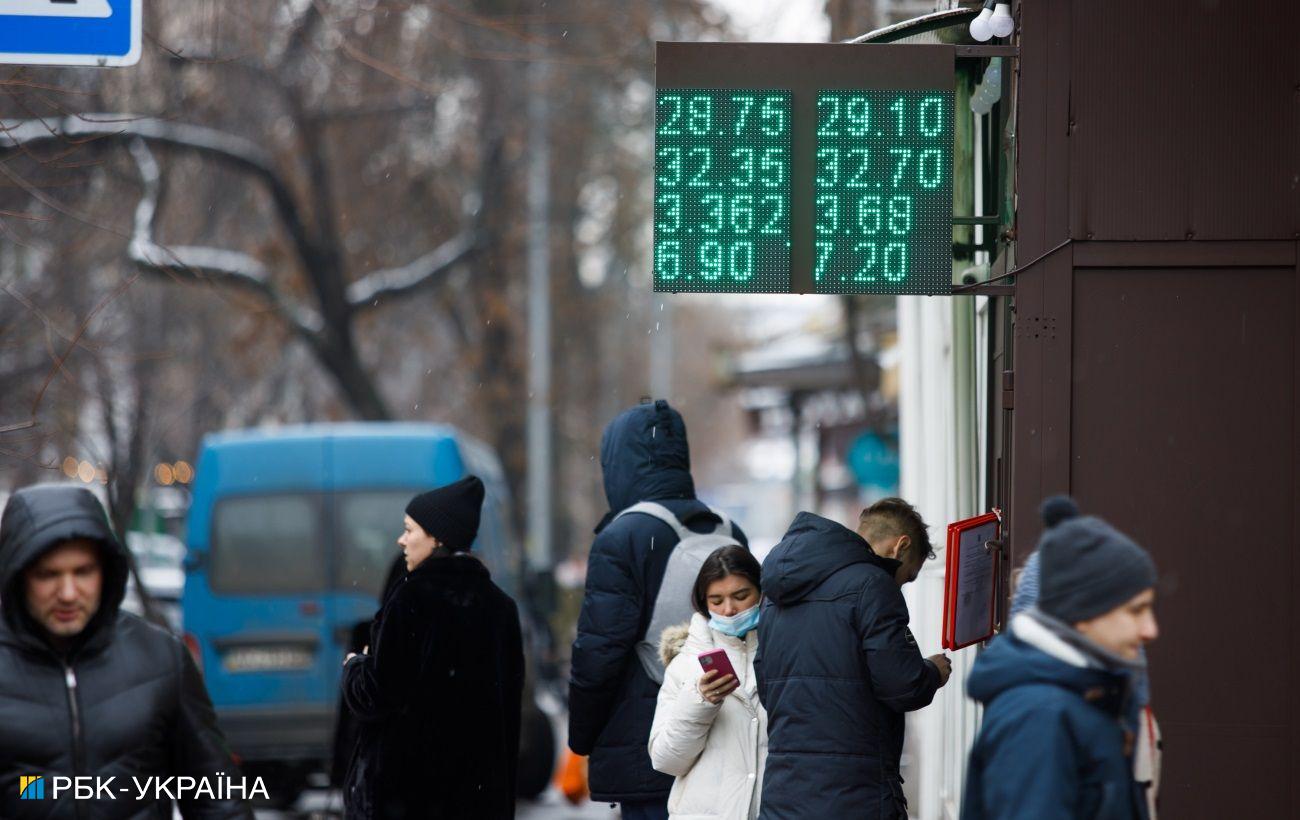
[
  {"xmin": 568, "ymin": 400, "xmax": 747, "ymax": 820},
  {"xmin": 756, "ymin": 499, "xmax": 950, "ymax": 820},
  {"xmin": 962, "ymin": 497, "xmax": 1159, "ymax": 820}
]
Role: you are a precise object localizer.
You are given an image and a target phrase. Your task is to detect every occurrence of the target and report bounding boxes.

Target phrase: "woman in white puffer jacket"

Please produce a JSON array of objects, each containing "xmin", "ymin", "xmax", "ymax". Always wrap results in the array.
[{"xmin": 649, "ymin": 546, "xmax": 767, "ymax": 820}]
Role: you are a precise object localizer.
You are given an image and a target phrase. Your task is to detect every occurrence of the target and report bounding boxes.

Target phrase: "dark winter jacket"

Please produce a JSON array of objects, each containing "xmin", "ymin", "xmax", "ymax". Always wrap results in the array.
[
  {"xmin": 755, "ymin": 512, "xmax": 940, "ymax": 820},
  {"xmin": 342, "ymin": 552, "xmax": 524, "ymax": 820},
  {"xmin": 0, "ymin": 484, "xmax": 250, "ymax": 819},
  {"xmin": 962, "ymin": 614, "xmax": 1147, "ymax": 820},
  {"xmin": 568, "ymin": 401, "xmax": 747, "ymax": 803},
  {"xmin": 330, "ymin": 554, "xmax": 408, "ymax": 786}
]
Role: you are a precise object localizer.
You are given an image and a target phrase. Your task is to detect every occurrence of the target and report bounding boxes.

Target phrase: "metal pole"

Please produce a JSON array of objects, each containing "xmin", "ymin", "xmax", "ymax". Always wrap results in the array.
[
  {"xmin": 526, "ymin": 56, "xmax": 552, "ymax": 573},
  {"xmin": 650, "ymin": 296, "xmax": 674, "ymax": 400}
]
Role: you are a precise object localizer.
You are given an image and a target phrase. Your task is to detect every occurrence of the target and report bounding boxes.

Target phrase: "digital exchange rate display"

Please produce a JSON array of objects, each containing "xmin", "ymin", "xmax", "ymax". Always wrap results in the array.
[
  {"xmin": 814, "ymin": 91, "xmax": 954, "ymax": 294},
  {"xmin": 654, "ymin": 90, "xmax": 792, "ymax": 293},
  {"xmin": 654, "ymin": 43, "xmax": 956, "ymax": 295}
]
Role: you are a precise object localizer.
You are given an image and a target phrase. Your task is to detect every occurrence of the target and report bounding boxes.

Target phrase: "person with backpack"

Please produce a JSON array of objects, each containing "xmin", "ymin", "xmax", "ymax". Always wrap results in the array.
[
  {"xmin": 568, "ymin": 399, "xmax": 748, "ymax": 820},
  {"xmin": 962, "ymin": 496, "xmax": 1159, "ymax": 820},
  {"xmin": 649, "ymin": 546, "xmax": 767, "ymax": 820}
]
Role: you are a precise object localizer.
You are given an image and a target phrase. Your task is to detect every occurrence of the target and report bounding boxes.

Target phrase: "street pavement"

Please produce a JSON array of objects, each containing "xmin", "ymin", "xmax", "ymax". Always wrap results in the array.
[{"xmin": 251, "ymin": 787, "xmax": 619, "ymax": 819}]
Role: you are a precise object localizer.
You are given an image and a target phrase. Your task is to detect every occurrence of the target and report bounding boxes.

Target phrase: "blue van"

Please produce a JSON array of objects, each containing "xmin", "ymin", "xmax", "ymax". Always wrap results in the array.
[{"xmin": 182, "ymin": 423, "xmax": 552, "ymax": 804}]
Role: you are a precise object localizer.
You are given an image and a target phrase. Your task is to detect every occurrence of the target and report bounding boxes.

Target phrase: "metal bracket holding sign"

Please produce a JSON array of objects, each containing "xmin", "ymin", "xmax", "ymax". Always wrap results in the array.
[
  {"xmin": 654, "ymin": 42, "xmax": 954, "ymax": 295},
  {"xmin": 0, "ymin": 0, "xmax": 141, "ymax": 67},
  {"xmin": 942, "ymin": 510, "xmax": 1002, "ymax": 650}
]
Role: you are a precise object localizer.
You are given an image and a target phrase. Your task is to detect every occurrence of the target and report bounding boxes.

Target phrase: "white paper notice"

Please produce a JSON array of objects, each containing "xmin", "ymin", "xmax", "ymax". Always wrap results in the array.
[{"xmin": 953, "ymin": 520, "xmax": 998, "ymax": 647}]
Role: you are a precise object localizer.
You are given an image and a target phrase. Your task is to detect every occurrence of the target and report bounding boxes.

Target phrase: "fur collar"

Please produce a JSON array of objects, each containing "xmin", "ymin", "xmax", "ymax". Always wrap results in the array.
[{"xmin": 659, "ymin": 622, "xmax": 692, "ymax": 667}]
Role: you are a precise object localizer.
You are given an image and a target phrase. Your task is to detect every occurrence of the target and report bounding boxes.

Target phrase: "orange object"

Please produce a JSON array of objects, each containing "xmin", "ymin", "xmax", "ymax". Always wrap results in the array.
[{"xmin": 555, "ymin": 749, "xmax": 589, "ymax": 805}]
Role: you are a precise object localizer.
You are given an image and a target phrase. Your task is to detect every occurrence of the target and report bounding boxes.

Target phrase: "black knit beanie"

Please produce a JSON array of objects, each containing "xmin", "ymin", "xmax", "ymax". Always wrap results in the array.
[
  {"xmin": 405, "ymin": 476, "xmax": 485, "ymax": 552},
  {"xmin": 1037, "ymin": 495, "xmax": 1157, "ymax": 624}
]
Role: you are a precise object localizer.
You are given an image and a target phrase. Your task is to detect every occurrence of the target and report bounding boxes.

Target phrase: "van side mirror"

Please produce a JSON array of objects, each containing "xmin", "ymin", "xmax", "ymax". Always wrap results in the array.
[{"xmin": 182, "ymin": 551, "xmax": 207, "ymax": 573}]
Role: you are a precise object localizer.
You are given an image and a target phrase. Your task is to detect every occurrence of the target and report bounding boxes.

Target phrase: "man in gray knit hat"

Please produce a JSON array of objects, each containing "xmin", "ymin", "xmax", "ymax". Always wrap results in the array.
[{"xmin": 961, "ymin": 496, "xmax": 1159, "ymax": 820}]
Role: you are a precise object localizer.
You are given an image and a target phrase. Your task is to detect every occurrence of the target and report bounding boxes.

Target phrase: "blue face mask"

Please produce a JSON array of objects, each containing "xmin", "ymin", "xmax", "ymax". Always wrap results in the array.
[{"xmin": 709, "ymin": 605, "xmax": 760, "ymax": 638}]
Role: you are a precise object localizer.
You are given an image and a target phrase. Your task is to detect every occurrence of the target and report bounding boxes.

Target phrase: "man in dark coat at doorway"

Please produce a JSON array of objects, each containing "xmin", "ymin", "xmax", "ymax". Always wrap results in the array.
[
  {"xmin": 568, "ymin": 399, "xmax": 748, "ymax": 820},
  {"xmin": 755, "ymin": 499, "xmax": 950, "ymax": 819},
  {"xmin": 342, "ymin": 475, "xmax": 524, "ymax": 820},
  {"xmin": 0, "ymin": 483, "xmax": 252, "ymax": 818}
]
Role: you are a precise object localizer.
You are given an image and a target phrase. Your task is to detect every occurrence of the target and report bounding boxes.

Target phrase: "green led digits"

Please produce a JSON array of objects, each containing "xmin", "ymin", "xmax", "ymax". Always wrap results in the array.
[
  {"xmin": 655, "ymin": 90, "xmax": 791, "ymax": 292},
  {"xmin": 814, "ymin": 90, "xmax": 953, "ymax": 294}
]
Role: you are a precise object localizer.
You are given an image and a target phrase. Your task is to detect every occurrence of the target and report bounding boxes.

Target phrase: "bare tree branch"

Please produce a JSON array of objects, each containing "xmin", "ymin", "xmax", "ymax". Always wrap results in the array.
[
  {"xmin": 126, "ymin": 137, "xmax": 324, "ymax": 336},
  {"xmin": 0, "ymin": 114, "xmax": 320, "ymax": 274},
  {"xmin": 346, "ymin": 231, "xmax": 479, "ymax": 310}
]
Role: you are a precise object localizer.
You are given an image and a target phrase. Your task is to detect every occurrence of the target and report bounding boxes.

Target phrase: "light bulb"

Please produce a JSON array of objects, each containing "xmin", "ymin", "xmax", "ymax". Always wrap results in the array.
[
  {"xmin": 990, "ymin": 3, "xmax": 1015, "ymax": 38},
  {"xmin": 969, "ymin": 7, "xmax": 994, "ymax": 41}
]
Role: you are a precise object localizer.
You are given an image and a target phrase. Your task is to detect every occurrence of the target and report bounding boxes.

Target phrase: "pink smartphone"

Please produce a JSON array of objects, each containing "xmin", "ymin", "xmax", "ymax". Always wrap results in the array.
[{"xmin": 697, "ymin": 649, "xmax": 737, "ymax": 681}]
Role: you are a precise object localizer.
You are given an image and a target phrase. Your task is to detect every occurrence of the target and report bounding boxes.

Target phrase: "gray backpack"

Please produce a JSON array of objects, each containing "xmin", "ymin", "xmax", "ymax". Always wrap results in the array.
[{"xmin": 612, "ymin": 501, "xmax": 739, "ymax": 684}]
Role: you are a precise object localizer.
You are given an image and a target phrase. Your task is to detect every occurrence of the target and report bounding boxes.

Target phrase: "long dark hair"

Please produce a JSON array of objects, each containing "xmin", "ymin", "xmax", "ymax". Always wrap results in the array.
[{"xmin": 691, "ymin": 545, "xmax": 762, "ymax": 616}]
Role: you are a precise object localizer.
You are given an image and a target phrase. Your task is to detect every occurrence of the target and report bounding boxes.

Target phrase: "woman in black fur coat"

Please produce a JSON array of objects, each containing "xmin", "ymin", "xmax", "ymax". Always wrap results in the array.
[{"xmin": 342, "ymin": 476, "xmax": 525, "ymax": 819}]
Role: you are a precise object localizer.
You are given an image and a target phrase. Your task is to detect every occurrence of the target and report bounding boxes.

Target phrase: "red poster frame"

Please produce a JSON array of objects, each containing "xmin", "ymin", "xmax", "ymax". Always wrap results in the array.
[{"xmin": 942, "ymin": 511, "xmax": 1002, "ymax": 651}]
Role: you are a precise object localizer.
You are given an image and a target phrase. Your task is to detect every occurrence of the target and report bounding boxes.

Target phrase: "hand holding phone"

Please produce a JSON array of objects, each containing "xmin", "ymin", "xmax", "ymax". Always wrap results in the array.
[{"xmin": 697, "ymin": 649, "xmax": 739, "ymax": 703}]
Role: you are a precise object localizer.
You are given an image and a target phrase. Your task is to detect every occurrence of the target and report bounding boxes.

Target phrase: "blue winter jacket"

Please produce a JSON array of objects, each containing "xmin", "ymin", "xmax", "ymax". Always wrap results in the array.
[
  {"xmin": 962, "ymin": 623, "xmax": 1147, "ymax": 820},
  {"xmin": 568, "ymin": 400, "xmax": 747, "ymax": 803},
  {"xmin": 755, "ymin": 512, "xmax": 940, "ymax": 820}
]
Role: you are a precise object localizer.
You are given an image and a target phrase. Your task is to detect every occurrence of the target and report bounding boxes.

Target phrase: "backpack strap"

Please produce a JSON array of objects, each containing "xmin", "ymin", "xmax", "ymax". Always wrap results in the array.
[
  {"xmin": 613, "ymin": 501, "xmax": 734, "ymax": 540},
  {"xmin": 708, "ymin": 506, "xmax": 732, "ymax": 537},
  {"xmin": 611, "ymin": 501, "xmax": 691, "ymax": 541}
]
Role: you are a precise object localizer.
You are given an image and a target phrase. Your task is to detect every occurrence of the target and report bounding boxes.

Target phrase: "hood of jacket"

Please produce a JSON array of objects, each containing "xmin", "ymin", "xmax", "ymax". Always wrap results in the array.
[
  {"xmin": 599, "ymin": 400, "xmax": 695, "ymax": 521},
  {"xmin": 967, "ymin": 615, "xmax": 1130, "ymax": 715},
  {"xmin": 762, "ymin": 511, "xmax": 900, "ymax": 605},
  {"xmin": 0, "ymin": 484, "xmax": 130, "ymax": 655},
  {"xmin": 659, "ymin": 622, "xmax": 693, "ymax": 667}
]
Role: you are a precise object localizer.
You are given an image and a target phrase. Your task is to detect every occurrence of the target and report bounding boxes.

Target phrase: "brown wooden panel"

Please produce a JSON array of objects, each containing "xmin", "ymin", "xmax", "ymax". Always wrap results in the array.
[
  {"xmin": 1159, "ymin": 727, "xmax": 1291, "ymax": 820},
  {"xmin": 1293, "ymin": 241, "xmax": 1300, "ymax": 814},
  {"xmin": 1070, "ymin": 269, "xmax": 1296, "ymax": 817},
  {"xmin": 1074, "ymin": 241, "xmax": 1297, "ymax": 269},
  {"xmin": 1015, "ymin": 0, "xmax": 1074, "ymax": 259},
  {"xmin": 1067, "ymin": 1, "xmax": 1300, "ymax": 241}
]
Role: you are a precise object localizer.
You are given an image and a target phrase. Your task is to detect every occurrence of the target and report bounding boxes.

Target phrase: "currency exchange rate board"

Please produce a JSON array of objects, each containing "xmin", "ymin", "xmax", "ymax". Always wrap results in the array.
[
  {"xmin": 654, "ymin": 43, "xmax": 956, "ymax": 295},
  {"xmin": 653, "ymin": 90, "xmax": 792, "ymax": 293},
  {"xmin": 813, "ymin": 90, "xmax": 953, "ymax": 294}
]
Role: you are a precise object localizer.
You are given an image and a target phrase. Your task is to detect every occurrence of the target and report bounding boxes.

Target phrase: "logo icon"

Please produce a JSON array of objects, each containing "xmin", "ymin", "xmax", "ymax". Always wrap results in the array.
[{"xmin": 19, "ymin": 775, "xmax": 44, "ymax": 800}]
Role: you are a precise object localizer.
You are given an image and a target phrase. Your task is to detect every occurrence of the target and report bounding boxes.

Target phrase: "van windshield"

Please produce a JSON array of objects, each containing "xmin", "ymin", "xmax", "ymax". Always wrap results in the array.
[{"xmin": 211, "ymin": 494, "xmax": 325, "ymax": 593}]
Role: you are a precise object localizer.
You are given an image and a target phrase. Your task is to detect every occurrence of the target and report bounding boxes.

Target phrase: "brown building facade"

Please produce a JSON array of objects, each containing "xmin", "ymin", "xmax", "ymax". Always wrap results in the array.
[{"xmin": 1009, "ymin": 1, "xmax": 1300, "ymax": 815}]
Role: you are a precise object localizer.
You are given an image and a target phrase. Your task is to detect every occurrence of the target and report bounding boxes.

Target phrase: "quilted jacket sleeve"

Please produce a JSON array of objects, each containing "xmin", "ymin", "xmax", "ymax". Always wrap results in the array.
[
  {"xmin": 171, "ymin": 646, "xmax": 255, "ymax": 819},
  {"xmin": 857, "ymin": 577, "xmax": 940, "ymax": 713},
  {"xmin": 647, "ymin": 657, "xmax": 721, "ymax": 777},
  {"xmin": 568, "ymin": 525, "xmax": 643, "ymax": 755}
]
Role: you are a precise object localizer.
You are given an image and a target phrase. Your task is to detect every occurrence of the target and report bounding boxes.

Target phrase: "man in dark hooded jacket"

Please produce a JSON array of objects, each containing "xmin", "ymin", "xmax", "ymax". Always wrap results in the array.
[
  {"xmin": 755, "ymin": 499, "xmax": 949, "ymax": 819},
  {"xmin": 0, "ymin": 484, "xmax": 251, "ymax": 819},
  {"xmin": 568, "ymin": 400, "xmax": 747, "ymax": 820}
]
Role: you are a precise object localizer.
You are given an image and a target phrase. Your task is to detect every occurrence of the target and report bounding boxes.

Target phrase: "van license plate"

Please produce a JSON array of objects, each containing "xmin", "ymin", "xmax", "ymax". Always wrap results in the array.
[{"xmin": 222, "ymin": 646, "xmax": 314, "ymax": 672}]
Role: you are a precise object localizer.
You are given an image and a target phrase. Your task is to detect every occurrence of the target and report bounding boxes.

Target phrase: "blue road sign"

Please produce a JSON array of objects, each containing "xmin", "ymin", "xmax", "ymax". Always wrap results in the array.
[{"xmin": 0, "ymin": 0, "xmax": 141, "ymax": 66}]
